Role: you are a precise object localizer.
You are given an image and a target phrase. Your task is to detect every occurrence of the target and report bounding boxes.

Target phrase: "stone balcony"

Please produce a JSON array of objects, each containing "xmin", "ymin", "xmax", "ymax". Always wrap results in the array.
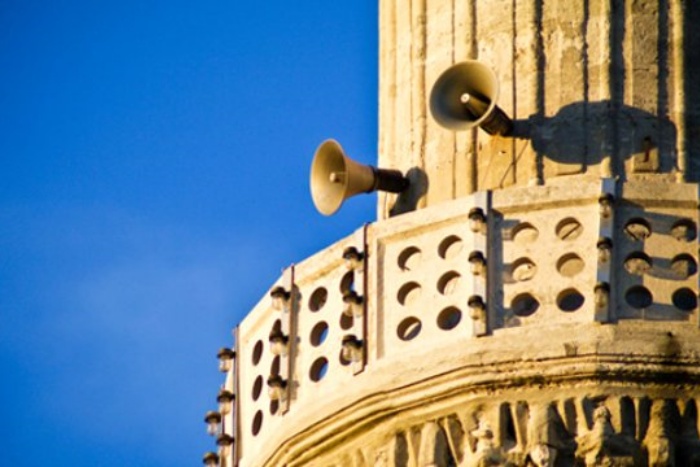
[{"xmin": 223, "ymin": 175, "xmax": 700, "ymax": 466}]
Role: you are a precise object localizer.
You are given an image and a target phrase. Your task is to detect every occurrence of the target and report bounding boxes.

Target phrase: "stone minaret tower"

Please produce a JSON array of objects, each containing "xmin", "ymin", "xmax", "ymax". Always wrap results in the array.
[{"xmin": 205, "ymin": 1, "xmax": 700, "ymax": 466}]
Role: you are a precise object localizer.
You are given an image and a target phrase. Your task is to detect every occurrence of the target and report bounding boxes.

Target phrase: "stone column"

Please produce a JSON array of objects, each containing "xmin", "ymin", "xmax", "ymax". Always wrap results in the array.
[{"xmin": 377, "ymin": 0, "xmax": 700, "ymax": 220}]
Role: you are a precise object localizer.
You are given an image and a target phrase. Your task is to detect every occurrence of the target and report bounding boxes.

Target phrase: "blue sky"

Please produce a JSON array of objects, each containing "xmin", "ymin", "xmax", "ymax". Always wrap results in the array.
[{"xmin": 0, "ymin": 2, "xmax": 377, "ymax": 465}]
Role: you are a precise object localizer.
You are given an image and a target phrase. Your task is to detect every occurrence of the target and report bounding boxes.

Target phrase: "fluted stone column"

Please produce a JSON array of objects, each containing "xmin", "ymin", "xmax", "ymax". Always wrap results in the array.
[{"xmin": 378, "ymin": 0, "xmax": 700, "ymax": 219}]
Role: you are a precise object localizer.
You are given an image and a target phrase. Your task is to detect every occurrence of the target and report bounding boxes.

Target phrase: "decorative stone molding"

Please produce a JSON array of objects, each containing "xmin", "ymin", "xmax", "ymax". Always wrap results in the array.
[{"xmin": 306, "ymin": 395, "xmax": 700, "ymax": 467}]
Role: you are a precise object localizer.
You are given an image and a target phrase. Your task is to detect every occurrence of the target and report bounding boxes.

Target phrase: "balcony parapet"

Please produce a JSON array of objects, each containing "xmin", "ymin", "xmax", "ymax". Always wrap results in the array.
[{"xmin": 224, "ymin": 175, "xmax": 700, "ymax": 466}]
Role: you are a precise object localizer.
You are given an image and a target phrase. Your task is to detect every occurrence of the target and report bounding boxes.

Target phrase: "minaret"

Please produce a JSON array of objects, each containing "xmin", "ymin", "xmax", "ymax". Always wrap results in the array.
[{"xmin": 204, "ymin": 2, "xmax": 700, "ymax": 466}]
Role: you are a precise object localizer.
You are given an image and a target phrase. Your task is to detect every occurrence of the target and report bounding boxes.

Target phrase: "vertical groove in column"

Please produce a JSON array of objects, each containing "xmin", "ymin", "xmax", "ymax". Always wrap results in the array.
[
  {"xmin": 512, "ymin": 0, "xmax": 518, "ymax": 121},
  {"xmin": 424, "ymin": 0, "xmax": 457, "ymax": 206},
  {"xmin": 410, "ymin": 0, "xmax": 427, "ymax": 207},
  {"xmin": 595, "ymin": 0, "xmax": 612, "ymax": 176},
  {"xmin": 407, "ymin": 0, "xmax": 413, "ymax": 165},
  {"xmin": 469, "ymin": 0, "xmax": 478, "ymax": 193},
  {"xmin": 671, "ymin": 0, "xmax": 686, "ymax": 178},
  {"xmin": 378, "ymin": 0, "xmax": 397, "ymax": 218},
  {"xmin": 657, "ymin": 0, "xmax": 671, "ymax": 173},
  {"xmin": 548, "ymin": 0, "xmax": 586, "ymax": 177},
  {"xmin": 582, "ymin": 0, "xmax": 590, "ymax": 105},
  {"xmin": 475, "ymin": 0, "xmax": 488, "ymax": 191},
  {"xmin": 534, "ymin": 0, "xmax": 545, "ymax": 184},
  {"xmin": 511, "ymin": 0, "xmax": 518, "ymax": 185},
  {"xmin": 392, "ymin": 0, "xmax": 412, "ymax": 216},
  {"xmin": 582, "ymin": 0, "xmax": 591, "ymax": 170},
  {"xmin": 606, "ymin": 0, "xmax": 625, "ymax": 177},
  {"xmin": 685, "ymin": 1, "xmax": 700, "ymax": 180},
  {"xmin": 450, "ymin": 0, "xmax": 456, "ymax": 64},
  {"xmin": 622, "ymin": 0, "xmax": 633, "ymax": 107},
  {"xmin": 453, "ymin": 0, "xmax": 477, "ymax": 197},
  {"xmin": 597, "ymin": 0, "xmax": 612, "ymax": 102},
  {"xmin": 514, "ymin": 0, "xmax": 539, "ymax": 185},
  {"xmin": 451, "ymin": 0, "xmax": 457, "ymax": 199},
  {"xmin": 657, "ymin": 0, "xmax": 669, "ymax": 119}
]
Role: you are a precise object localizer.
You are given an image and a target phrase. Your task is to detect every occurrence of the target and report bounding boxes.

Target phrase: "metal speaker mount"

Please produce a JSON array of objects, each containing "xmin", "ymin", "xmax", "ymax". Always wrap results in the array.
[
  {"xmin": 430, "ymin": 60, "xmax": 513, "ymax": 136},
  {"xmin": 310, "ymin": 139, "xmax": 409, "ymax": 216}
]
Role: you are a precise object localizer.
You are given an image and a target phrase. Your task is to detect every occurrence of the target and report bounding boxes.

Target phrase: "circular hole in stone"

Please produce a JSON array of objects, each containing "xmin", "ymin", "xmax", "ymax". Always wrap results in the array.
[
  {"xmin": 557, "ymin": 288, "xmax": 585, "ymax": 312},
  {"xmin": 556, "ymin": 253, "xmax": 584, "ymax": 278},
  {"xmin": 624, "ymin": 218, "xmax": 652, "ymax": 241},
  {"xmin": 339, "ymin": 313, "xmax": 354, "ymax": 330},
  {"xmin": 673, "ymin": 288, "xmax": 697, "ymax": 311},
  {"xmin": 437, "ymin": 271, "xmax": 461, "ymax": 295},
  {"xmin": 339, "ymin": 271, "xmax": 355, "ymax": 294},
  {"xmin": 397, "ymin": 246, "xmax": 422, "ymax": 271},
  {"xmin": 270, "ymin": 399, "xmax": 279, "ymax": 415},
  {"xmin": 397, "ymin": 281, "xmax": 422, "ymax": 306},
  {"xmin": 270, "ymin": 356, "xmax": 281, "ymax": 376},
  {"xmin": 624, "ymin": 252, "xmax": 652, "ymax": 276},
  {"xmin": 625, "ymin": 286, "xmax": 653, "ymax": 309},
  {"xmin": 437, "ymin": 307, "xmax": 462, "ymax": 330},
  {"xmin": 252, "ymin": 375, "xmax": 263, "ymax": 401},
  {"xmin": 252, "ymin": 410, "xmax": 263, "ymax": 436},
  {"xmin": 252, "ymin": 340, "xmax": 263, "ymax": 366},
  {"xmin": 308, "ymin": 287, "xmax": 328, "ymax": 312},
  {"xmin": 511, "ymin": 293, "xmax": 539, "ymax": 317},
  {"xmin": 309, "ymin": 357, "xmax": 329, "ymax": 382},
  {"xmin": 512, "ymin": 222, "xmax": 539, "ymax": 244},
  {"xmin": 438, "ymin": 235, "xmax": 463, "ymax": 260},
  {"xmin": 339, "ymin": 348, "xmax": 351, "ymax": 366},
  {"xmin": 512, "ymin": 258, "xmax": 537, "ymax": 281},
  {"xmin": 397, "ymin": 317, "xmax": 422, "ymax": 341},
  {"xmin": 556, "ymin": 218, "xmax": 583, "ymax": 241},
  {"xmin": 310, "ymin": 321, "xmax": 329, "ymax": 347},
  {"xmin": 671, "ymin": 218, "xmax": 697, "ymax": 242},
  {"xmin": 671, "ymin": 254, "xmax": 698, "ymax": 279}
]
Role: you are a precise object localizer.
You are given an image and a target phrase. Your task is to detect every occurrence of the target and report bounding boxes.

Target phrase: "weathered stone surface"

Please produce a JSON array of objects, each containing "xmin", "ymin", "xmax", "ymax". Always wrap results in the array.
[{"xmin": 378, "ymin": 0, "xmax": 700, "ymax": 219}]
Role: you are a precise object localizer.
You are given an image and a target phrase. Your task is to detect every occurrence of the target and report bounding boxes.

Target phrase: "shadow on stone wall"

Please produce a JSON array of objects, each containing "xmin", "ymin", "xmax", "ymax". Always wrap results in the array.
[
  {"xmin": 390, "ymin": 167, "xmax": 429, "ymax": 216},
  {"xmin": 684, "ymin": 0, "xmax": 700, "ymax": 180},
  {"xmin": 513, "ymin": 101, "xmax": 678, "ymax": 179},
  {"xmin": 523, "ymin": 0, "xmax": 699, "ymax": 181}
]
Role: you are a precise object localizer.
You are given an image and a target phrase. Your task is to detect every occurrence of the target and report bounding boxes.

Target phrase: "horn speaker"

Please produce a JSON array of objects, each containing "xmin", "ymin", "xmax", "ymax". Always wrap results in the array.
[
  {"xmin": 430, "ymin": 60, "xmax": 513, "ymax": 136},
  {"xmin": 310, "ymin": 139, "xmax": 408, "ymax": 216}
]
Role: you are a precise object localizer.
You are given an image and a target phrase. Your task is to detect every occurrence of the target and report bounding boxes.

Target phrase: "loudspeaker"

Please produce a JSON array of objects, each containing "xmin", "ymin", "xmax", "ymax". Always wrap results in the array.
[
  {"xmin": 310, "ymin": 139, "xmax": 408, "ymax": 216},
  {"xmin": 430, "ymin": 60, "xmax": 513, "ymax": 136}
]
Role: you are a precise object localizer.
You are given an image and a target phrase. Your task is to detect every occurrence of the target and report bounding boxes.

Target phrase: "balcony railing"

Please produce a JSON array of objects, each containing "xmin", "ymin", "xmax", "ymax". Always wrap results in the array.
[{"xmin": 210, "ymin": 176, "xmax": 699, "ymax": 466}]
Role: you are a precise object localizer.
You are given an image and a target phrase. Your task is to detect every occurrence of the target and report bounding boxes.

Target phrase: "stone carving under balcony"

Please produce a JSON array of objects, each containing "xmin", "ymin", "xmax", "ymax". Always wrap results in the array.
[
  {"xmin": 223, "ymin": 180, "xmax": 700, "ymax": 466},
  {"xmin": 330, "ymin": 396, "xmax": 700, "ymax": 467}
]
